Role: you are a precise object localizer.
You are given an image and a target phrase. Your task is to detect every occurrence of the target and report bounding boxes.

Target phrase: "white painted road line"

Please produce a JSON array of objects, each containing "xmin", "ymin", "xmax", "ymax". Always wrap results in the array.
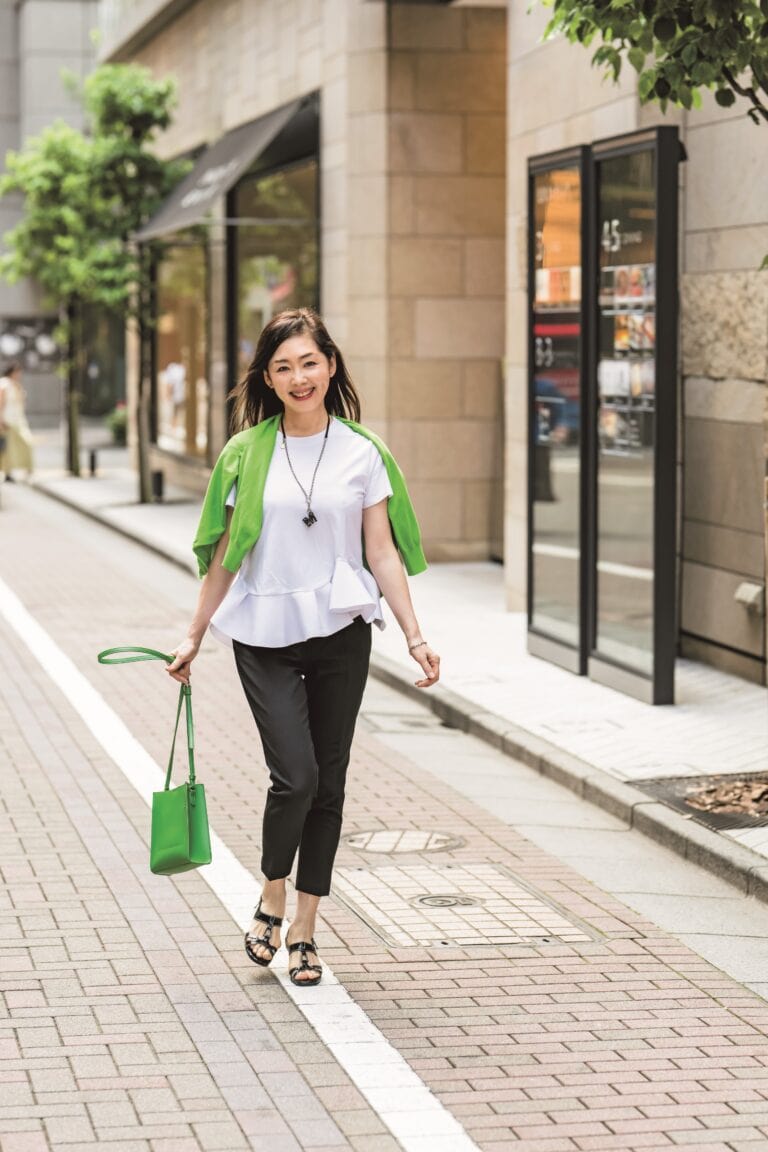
[{"xmin": 0, "ymin": 574, "xmax": 481, "ymax": 1152}]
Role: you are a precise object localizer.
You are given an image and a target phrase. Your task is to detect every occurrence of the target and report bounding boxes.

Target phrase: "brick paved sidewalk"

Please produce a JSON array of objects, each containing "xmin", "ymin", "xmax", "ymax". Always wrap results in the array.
[
  {"xmin": 3, "ymin": 485, "xmax": 768, "ymax": 1151},
  {"xmin": 0, "ymin": 616, "xmax": 399, "ymax": 1152}
]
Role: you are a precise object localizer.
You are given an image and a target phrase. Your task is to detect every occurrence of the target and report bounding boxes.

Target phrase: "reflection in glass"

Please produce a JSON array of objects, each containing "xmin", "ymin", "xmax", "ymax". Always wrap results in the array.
[
  {"xmin": 155, "ymin": 241, "xmax": 209, "ymax": 458},
  {"xmin": 531, "ymin": 166, "xmax": 582, "ymax": 646},
  {"xmin": 595, "ymin": 149, "xmax": 656, "ymax": 673},
  {"xmin": 234, "ymin": 159, "xmax": 319, "ymax": 377},
  {"xmin": 76, "ymin": 306, "xmax": 125, "ymax": 416}
]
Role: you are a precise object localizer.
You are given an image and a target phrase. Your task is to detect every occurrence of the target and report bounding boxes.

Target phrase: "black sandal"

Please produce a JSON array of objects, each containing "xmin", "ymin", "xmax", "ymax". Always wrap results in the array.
[
  {"xmin": 287, "ymin": 938, "xmax": 322, "ymax": 986},
  {"xmin": 244, "ymin": 898, "xmax": 283, "ymax": 967}
]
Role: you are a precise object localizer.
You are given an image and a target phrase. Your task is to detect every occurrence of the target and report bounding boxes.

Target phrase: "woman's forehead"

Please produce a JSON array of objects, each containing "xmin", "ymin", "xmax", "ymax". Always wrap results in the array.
[{"xmin": 271, "ymin": 334, "xmax": 322, "ymax": 363}]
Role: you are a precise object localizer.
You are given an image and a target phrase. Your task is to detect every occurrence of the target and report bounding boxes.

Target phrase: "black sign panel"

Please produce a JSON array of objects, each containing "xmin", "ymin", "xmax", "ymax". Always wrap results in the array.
[
  {"xmin": 589, "ymin": 129, "xmax": 679, "ymax": 704},
  {"xmin": 527, "ymin": 128, "xmax": 680, "ymax": 704}
]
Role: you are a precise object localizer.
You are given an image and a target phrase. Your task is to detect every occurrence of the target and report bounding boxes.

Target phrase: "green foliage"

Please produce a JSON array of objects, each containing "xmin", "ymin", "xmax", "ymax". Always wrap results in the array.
[
  {"xmin": 0, "ymin": 64, "xmax": 189, "ymax": 315},
  {"xmin": 105, "ymin": 401, "xmax": 128, "ymax": 444},
  {"xmin": 538, "ymin": 0, "xmax": 768, "ymax": 123}
]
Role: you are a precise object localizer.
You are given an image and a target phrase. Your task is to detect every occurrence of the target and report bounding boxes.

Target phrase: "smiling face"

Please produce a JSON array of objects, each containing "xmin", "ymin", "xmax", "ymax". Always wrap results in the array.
[{"xmin": 264, "ymin": 334, "xmax": 336, "ymax": 422}]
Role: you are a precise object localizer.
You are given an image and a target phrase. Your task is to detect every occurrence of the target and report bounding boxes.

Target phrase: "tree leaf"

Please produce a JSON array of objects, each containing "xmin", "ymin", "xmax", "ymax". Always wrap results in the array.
[
  {"xmin": 715, "ymin": 86, "xmax": 737, "ymax": 105},
  {"xmin": 629, "ymin": 45, "xmax": 646, "ymax": 71}
]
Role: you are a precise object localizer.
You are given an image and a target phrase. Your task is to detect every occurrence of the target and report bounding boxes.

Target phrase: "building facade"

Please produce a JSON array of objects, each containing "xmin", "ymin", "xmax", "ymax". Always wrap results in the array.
[
  {"xmin": 98, "ymin": 0, "xmax": 767, "ymax": 690},
  {"xmin": 0, "ymin": 0, "xmax": 101, "ymax": 420},
  {"xmin": 102, "ymin": 0, "xmax": 506, "ymax": 562},
  {"xmin": 504, "ymin": 3, "xmax": 768, "ymax": 688}
]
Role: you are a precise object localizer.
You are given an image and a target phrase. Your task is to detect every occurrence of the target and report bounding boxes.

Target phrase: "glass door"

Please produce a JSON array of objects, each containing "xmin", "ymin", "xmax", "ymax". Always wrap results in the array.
[
  {"xmin": 527, "ymin": 148, "xmax": 589, "ymax": 673},
  {"xmin": 588, "ymin": 128, "xmax": 679, "ymax": 704}
]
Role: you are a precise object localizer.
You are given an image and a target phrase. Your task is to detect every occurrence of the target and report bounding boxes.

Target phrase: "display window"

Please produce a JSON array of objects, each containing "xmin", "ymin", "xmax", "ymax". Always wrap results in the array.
[
  {"xmin": 529, "ymin": 159, "xmax": 585, "ymax": 656},
  {"xmin": 232, "ymin": 158, "xmax": 319, "ymax": 380},
  {"xmin": 593, "ymin": 148, "xmax": 657, "ymax": 675},
  {"xmin": 153, "ymin": 241, "xmax": 209, "ymax": 459},
  {"xmin": 527, "ymin": 127, "xmax": 680, "ymax": 704}
]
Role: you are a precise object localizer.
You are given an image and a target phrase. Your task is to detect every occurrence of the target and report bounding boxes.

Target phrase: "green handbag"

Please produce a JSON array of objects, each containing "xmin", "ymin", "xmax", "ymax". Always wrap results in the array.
[{"xmin": 97, "ymin": 646, "xmax": 212, "ymax": 875}]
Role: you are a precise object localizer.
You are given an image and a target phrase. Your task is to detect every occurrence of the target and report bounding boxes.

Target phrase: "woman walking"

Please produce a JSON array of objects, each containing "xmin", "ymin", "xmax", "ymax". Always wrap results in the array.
[
  {"xmin": 0, "ymin": 362, "xmax": 34, "ymax": 480},
  {"xmin": 167, "ymin": 309, "xmax": 440, "ymax": 985}
]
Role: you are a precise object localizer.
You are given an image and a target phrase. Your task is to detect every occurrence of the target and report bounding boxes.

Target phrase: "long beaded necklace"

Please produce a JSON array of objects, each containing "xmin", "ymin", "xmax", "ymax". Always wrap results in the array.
[{"xmin": 279, "ymin": 414, "xmax": 331, "ymax": 527}]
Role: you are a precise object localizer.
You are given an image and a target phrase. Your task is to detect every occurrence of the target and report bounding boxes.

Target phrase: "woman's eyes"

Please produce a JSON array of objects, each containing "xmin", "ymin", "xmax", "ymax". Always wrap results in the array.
[{"xmin": 276, "ymin": 361, "xmax": 317, "ymax": 372}]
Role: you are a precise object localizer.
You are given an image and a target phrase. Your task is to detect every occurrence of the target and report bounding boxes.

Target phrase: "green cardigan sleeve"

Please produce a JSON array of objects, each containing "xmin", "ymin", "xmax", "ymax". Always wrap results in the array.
[{"xmin": 192, "ymin": 441, "xmax": 242, "ymax": 577}]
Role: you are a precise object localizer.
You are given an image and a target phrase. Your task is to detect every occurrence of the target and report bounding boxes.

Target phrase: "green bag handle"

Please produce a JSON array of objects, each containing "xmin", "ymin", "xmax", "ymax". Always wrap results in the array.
[{"xmin": 97, "ymin": 646, "xmax": 196, "ymax": 791}]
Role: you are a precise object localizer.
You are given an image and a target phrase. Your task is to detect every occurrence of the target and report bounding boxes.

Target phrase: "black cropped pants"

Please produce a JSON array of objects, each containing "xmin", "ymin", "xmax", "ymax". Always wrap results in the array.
[{"xmin": 232, "ymin": 616, "xmax": 372, "ymax": 897}]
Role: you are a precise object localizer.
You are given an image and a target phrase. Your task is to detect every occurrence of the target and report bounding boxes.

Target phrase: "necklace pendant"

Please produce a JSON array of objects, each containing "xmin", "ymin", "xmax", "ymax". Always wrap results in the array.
[{"xmin": 303, "ymin": 510, "xmax": 318, "ymax": 527}]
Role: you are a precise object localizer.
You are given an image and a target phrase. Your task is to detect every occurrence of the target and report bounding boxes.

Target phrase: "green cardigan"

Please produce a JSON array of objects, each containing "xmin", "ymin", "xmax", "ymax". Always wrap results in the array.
[{"xmin": 192, "ymin": 415, "xmax": 427, "ymax": 578}]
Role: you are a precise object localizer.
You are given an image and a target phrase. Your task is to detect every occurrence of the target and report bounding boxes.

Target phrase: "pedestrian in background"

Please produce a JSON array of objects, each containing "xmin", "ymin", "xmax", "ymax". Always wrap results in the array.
[
  {"xmin": 0, "ymin": 362, "xmax": 34, "ymax": 481},
  {"xmin": 167, "ymin": 308, "xmax": 440, "ymax": 986}
]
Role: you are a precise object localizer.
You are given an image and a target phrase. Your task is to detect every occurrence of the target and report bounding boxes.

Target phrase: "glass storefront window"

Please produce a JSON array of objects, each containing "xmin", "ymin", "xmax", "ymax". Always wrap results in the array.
[
  {"xmin": 530, "ymin": 164, "xmax": 583, "ymax": 649},
  {"xmin": 154, "ymin": 242, "xmax": 209, "ymax": 458},
  {"xmin": 233, "ymin": 158, "xmax": 319, "ymax": 377},
  {"xmin": 594, "ymin": 149, "xmax": 657, "ymax": 675}
]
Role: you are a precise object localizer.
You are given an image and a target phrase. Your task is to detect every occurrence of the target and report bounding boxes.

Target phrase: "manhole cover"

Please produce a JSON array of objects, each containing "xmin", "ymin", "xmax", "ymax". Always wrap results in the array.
[
  {"xmin": 332, "ymin": 863, "xmax": 599, "ymax": 947},
  {"xmin": 413, "ymin": 894, "xmax": 478, "ymax": 909},
  {"xmin": 344, "ymin": 830, "xmax": 465, "ymax": 853},
  {"xmin": 636, "ymin": 772, "xmax": 768, "ymax": 831}
]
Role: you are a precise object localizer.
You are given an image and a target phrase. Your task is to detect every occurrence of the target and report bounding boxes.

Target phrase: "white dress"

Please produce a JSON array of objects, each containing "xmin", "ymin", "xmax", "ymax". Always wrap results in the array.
[{"xmin": 209, "ymin": 418, "xmax": 393, "ymax": 648}]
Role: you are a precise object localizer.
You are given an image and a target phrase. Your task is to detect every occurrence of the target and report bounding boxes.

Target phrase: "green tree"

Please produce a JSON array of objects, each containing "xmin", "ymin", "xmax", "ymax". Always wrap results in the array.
[
  {"xmin": 0, "ymin": 64, "xmax": 189, "ymax": 491},
  {"xmin": 539, "ymin": 1, "xmax": 768, "ymax": 123}
]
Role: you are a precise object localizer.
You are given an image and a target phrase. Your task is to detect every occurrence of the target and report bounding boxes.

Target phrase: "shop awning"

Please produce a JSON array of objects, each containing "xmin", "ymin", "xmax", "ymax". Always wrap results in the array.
[{"xmin": 134, "ymin": 98, "xmax": 304, "ymax": 242}]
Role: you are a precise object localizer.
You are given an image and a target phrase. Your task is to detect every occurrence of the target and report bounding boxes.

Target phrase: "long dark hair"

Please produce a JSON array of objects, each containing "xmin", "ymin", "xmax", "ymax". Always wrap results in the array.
[{"xmin": 229, "ymin": 308, "xmax": 361, "ymax": 433}]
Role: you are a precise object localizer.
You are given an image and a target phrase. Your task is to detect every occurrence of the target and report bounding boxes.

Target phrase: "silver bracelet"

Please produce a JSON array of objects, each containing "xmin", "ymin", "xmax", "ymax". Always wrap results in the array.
[{"xmin": 408, "ymin": 639, "xmax": 427, "ymax": 652}]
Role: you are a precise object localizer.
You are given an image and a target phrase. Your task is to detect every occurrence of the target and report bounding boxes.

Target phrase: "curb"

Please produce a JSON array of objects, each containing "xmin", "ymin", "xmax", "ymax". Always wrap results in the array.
[
  {"xmin": 369, "ymin": 650, "xmax": 768, "ymax": 907},
  {"xmin": 27, "ymin": 476, "xmax": 768, "ymax": 907},
  {"xmin": 29, "ymin": 478, "xmax": 198, "ymax": 577}
]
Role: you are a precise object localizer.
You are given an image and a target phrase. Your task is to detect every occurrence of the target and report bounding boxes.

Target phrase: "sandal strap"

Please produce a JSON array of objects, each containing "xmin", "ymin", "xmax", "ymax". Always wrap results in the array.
[
  {"xmin": 287, "ymin": 938, "xmax": 318, "ymax": 956},
  {"xmin": 287, "ymin": 939, "xmax": 321, "ymax": 973},
  {"xmin": 254, "ymin": 900, "xmax": 283, "ymax": 928},
  {"xmin": 245, "ymin": 933, "xmax": 277, "ymax": 957}
]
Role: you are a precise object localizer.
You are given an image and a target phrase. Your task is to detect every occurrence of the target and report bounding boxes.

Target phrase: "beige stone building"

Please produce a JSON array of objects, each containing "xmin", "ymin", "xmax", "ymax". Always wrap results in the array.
[{"xmin": 99, "ymin": 0, "xmax": 767, "ymax": 691}]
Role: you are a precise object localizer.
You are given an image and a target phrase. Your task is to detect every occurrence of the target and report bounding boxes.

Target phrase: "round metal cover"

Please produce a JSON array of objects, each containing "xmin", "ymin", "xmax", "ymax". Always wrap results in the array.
[
  {"xmin": 412, "ymin": 894, "xmax": 479, "ymax": 909},
  {"xmin": 344, "ymin": 829, "xmax": 465, "ymax": 853}
]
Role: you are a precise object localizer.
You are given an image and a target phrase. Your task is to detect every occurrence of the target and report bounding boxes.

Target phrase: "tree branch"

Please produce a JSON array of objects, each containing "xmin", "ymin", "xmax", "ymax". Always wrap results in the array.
[{"xmin": 722, "ymin": 65, "xmax": 768, "ymax": 120}]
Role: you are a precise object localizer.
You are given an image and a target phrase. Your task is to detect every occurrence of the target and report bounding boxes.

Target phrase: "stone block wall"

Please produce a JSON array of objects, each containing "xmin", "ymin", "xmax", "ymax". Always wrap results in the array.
[
  {"xmin": 676, "ymin": 93, "xmax": 768, "ymax": 680},
  {"xmin": 111, "ymin": 0, "xmax": 507, "ymax": 562},
  {"xmin": 386, "ymin": 4, "xmax": 506, "ymax": 560},
  {"xmin": 121, "ymin": 0, "xmax": 391, "ymax": 491}
]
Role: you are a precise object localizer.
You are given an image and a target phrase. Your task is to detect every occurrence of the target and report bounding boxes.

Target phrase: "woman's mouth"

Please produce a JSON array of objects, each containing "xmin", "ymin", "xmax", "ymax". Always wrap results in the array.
[{"xmin": 290, "ymin": 387, "xmax": 315, "ymax": 401}]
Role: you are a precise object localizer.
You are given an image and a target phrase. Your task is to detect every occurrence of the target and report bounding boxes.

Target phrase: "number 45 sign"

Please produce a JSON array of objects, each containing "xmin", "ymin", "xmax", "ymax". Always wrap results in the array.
[{"xmin": 602, "ymin": 218, "xmax": 621, "ymax": 253}]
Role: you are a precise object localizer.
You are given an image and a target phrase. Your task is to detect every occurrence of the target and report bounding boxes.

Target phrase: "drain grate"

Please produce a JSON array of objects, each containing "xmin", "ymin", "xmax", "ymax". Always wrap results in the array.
[
  {"xmin": 344, "ymin": 829, "xmax": 465, "ymax": 853},
  {"xmin": 635, "ymin": 772, "xmax": 768, "ymax": 831},
  {"xmin": 332, "ymin": 863, "xmax": 599, "ymax": 948}
]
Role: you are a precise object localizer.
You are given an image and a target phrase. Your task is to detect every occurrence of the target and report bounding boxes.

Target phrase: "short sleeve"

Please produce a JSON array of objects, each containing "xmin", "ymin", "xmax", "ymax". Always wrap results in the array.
[
  {"xmin": 225, "ymin": 481, "xmax": 237, "ymax": 508},
  {"xmin": 363, "ymin": 448, "xmax": 393, "ymax": 509}
]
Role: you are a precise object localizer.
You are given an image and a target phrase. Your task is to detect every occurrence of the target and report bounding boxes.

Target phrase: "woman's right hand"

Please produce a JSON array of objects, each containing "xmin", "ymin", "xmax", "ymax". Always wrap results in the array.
[{"xmin": 166, "ymin": 638, "xmax": 200, "ymax": 685}]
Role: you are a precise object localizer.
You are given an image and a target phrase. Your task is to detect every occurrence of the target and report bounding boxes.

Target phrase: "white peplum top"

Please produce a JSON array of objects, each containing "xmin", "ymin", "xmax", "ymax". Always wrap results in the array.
[{"xmin": 209, "ymin": 418, "xmax": 393, "ymax": 649}]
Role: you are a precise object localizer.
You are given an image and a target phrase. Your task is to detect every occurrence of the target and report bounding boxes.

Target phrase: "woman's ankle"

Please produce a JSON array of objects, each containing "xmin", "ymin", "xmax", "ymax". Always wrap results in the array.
[
  {"xmin": 287, "ymin": 921, "xmax": 316, "ymax": 942},
  {"xmin": 260, "ymin": 879, "xmax": 286, "ymax": 911}
]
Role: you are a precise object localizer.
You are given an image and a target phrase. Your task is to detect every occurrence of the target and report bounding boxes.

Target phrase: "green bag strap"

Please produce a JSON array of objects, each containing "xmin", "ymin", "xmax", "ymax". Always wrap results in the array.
[
  {"xmin": 97, "ymin": 646, "xmax": 173, "ymax": 665},
  {"xmin": 96, "ymin": 646, "xmax": 195, "ymax": 791}
]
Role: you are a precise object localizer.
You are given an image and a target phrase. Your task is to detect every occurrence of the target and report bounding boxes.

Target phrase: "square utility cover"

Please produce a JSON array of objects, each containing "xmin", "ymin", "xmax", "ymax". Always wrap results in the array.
[{"xmin": 332, "ymin": 862, "xmax": 597, "ymax": 947}]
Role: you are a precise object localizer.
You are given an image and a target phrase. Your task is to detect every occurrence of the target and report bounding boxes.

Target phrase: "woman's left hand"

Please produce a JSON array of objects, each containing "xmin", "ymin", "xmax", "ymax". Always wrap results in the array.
[{"xmin": 411, "ymin": 643, "xmax": 440, "ymax": 688}]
